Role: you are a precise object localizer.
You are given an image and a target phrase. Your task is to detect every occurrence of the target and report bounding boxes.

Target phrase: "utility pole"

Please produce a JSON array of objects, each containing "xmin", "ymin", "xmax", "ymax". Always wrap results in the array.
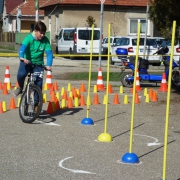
[
  {"xmin": 98, "ymin": 0, "xmax": 105, "ymax": 68},
  {"xmin": 17, "ymin": 8, "xmax": 22, "ymax": 32},
  {"xmin": 35, "ymin": 0, "xmax": 39, "ymax": 22},
  {"xmin": 143, "ymin": 3, "xmax": 150, "ymax": 59}
]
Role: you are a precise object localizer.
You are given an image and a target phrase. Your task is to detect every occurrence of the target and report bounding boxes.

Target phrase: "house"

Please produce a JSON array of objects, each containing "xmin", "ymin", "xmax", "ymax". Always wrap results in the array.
[
  {"xmin": 2, "ymin": 0, "xmax": 46, "ymax": 32},
  {"xmin": 39, "ymin": 0, "xmax": 156, "ymax": 43}
]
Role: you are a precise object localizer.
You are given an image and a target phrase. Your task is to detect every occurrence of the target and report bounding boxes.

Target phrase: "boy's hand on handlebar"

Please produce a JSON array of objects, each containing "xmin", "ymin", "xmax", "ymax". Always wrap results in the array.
[
  {"xmin": 45, "ymin": 66, "xmax": 52, "ymax": 71},
  {"xmin": 20, "ymin": 58, "xmax": 30, "ymax": 64}
]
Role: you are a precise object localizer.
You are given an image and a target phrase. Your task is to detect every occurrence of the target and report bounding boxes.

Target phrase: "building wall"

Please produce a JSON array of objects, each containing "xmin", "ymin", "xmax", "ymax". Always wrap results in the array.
[
  {"xmin": 43, "ymin": 5, "xmax": 154, "ymax": 42},
  {"xmin": 21, "ymin": 21, "xmax": 35, "ymax": 32}
]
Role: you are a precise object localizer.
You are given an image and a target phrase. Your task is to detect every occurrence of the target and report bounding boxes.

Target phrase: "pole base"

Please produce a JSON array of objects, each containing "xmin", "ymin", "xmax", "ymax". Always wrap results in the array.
[
  {"xmin": 98, "ymin": 133, "xmax": 112, "ymax": 142},
  {"xmin": 122, "ymin": 152, "xmax": 139, "ymax": 164},
  {"xmin": 81, "ymin": 117, "xmax": 94, "ymax": 125}
]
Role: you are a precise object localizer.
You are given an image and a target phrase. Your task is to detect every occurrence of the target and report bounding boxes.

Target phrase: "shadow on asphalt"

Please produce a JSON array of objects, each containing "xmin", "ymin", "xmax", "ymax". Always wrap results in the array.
[
  {"xmin": 42, "ymin": 107, "xmax": 83, "ymax": 117},
  {"xmin": 112, "ymin": 123, "xmax": 145, "ymax": 139},
  {"xmin": 94, "ymin": 112, "xmax": 126, "ymax": 123},
  {"xmin": 31, "ymin": 108, "xmax": 83, "ymax": 124},
  {"xmin": 138, "ymin": 140, "xmax": 175, "ymax": 159}
]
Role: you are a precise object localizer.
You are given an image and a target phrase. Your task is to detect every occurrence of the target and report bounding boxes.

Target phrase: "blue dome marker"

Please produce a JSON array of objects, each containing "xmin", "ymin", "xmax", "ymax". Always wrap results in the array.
[
  {"xmin": 122, "ymin": 152, "xmax": 139, "ymax": 164},
  {"xmin": 81, "ymin": 117, "xmax": 94, "ymax": 125}
]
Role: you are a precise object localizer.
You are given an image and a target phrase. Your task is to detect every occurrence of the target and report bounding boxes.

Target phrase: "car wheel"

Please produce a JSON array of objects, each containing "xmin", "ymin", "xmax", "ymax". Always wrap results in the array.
[
  {"xmin": 121, "ymin": 72, "xmax": 134, "ymax": 88},
  {"xmin": 69, "ymin": 49, "xmax": 74, "ymax": 60},
  {"xmin": 56, "ymin": 47, "xmax": 58, "ymax": 54},
  {"xmin": 110, "ymin": 55, "xmax": 115, "ymax": 65}
]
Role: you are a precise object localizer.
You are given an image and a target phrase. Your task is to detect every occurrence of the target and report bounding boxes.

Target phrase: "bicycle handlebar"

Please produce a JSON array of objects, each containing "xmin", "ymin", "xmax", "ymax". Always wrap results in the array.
[{"xmin": 20, "ymin": 60, "xmax": 52, "ymax": 72}]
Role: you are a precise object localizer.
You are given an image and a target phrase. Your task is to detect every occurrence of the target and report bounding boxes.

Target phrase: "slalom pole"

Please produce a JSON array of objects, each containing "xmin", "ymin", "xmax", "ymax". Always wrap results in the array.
[
  {"xmin": 161, "ymin": 20, "xmax": 176, "ymax": 180},
  {"xmin": 98, "ymin": 23, "xmax": 112, "ymax": 142},
  {"xmin": 81, "ymin": 25, "xmax": 94, "ymax": 125},
  {"xmin": 121, "ymin": 22, "xmax": 141, "ymax": 163}
]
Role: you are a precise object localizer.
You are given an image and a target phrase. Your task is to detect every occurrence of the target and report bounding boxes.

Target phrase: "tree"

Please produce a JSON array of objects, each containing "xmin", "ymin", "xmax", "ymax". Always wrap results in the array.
[
  {"xmin": 149, "ymin": 0, "xmax": 180, "ymax": 38},
  {"xmin": 86, "ymin": 16, "xmax": 97, "ymax": 27}
]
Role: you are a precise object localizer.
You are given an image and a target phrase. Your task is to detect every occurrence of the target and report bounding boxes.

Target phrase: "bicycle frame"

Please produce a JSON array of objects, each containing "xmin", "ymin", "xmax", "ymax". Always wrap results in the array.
[{"xmin": 26, "ymin": 73, "xmax": 36, "ymax": 105}]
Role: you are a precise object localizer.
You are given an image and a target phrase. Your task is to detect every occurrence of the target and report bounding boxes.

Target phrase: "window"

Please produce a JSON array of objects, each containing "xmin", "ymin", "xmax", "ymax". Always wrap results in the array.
[
  {"xmin": 118, "ymin": 38, "xmax": 130, "ymax": 46},
  {"xmin": 78, "ymin": 30, "xmax": 100, "ymax": 40},
  {"xmin": 129, "ymin": 19, "xmax": 149, "ymax": 35},
  {"xmin": 105, "ymin": 37, "xmax": 113, "ymax": 43},
  {"xmin": 132, "ymin": 38, "xmax": 156, "ymax": 46},
  {"xmin": 63, "ymin": 30, "xmax": 74, "ymax": 41}
]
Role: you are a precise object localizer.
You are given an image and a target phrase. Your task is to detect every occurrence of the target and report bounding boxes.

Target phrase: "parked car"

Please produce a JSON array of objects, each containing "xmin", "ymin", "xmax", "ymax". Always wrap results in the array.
[
  {"xmin": 110, "ymin": 36, "xmax": 162, "ymax": 66},
  {"xmin": 160, "ymin": 39, "xmax": 180, "ymax": 64},
  {"xmin": 148, "ymin": 37, "xmax": 165, "ymax": 47},
  {"xmin": 102, "ymin": 36, "xmax": 122, "ymax": 55},
  {"xmin": 56, "ymin": 27, "xmax": 102, "ymax": 59}
]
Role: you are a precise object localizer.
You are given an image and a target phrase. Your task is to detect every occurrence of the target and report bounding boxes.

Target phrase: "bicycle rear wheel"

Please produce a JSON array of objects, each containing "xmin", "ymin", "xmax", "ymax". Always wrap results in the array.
[{"xmin": 19, "ymin": 84, "xmax": 43, "ymax": 123}]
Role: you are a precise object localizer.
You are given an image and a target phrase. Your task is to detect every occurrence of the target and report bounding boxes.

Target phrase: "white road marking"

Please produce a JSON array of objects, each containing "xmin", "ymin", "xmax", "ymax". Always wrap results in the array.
[
  {"xmin": 59, "ymin": 156, "xmax": 96, "ymax": 174},
  {"xmin": 117, "ymin": 160, "xmax": 142, "ymax": 165},
  {"xmin": 134, "ymin": 133, "xmax": 161, "ymax": 146},
  {"xmin": 35, "ymin": 120, "xmax": 60, "ymax": 126}
]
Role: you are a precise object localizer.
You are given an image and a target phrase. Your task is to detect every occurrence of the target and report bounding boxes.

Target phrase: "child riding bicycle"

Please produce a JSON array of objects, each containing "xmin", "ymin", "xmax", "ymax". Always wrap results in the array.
[{"xmin": 14, "ymin": 21, "xmax": 53, "ymax": 110}]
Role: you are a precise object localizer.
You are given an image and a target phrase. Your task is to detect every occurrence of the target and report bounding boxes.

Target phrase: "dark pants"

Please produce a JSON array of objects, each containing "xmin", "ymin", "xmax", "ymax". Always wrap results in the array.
[{"xmin": 17, "ymin": 61, "xmax": 44, "ymax": 104}]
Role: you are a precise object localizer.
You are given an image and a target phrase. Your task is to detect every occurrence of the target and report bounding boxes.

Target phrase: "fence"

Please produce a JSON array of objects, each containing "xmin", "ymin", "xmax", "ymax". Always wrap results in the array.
[{"xmin": 0, "ymin": 31, "xmax": 50, "ymax": 44}]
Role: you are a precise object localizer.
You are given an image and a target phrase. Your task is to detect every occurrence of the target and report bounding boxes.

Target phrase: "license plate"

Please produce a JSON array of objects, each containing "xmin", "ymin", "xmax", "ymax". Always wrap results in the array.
[{"xmin": 81, "ymin": 48, "xmax": 87, "ymax": 52}]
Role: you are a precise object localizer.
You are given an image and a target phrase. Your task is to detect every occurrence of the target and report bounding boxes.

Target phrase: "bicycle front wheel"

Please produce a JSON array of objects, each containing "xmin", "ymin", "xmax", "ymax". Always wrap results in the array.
[{"xmin": 19, "ymin": 84, "xmax": 43, "ymax": 123}]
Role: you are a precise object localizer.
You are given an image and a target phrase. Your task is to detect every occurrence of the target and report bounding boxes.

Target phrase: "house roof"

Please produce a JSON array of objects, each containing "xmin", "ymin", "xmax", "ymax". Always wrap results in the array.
[
  {"xmin": 9, "ymin": 0, "xmax": 46, "ymax": 16},
  {"xmin": 40, "ymin": 0, "xmax": 149, "ymax": 9},
  {"xmin": 5, "ymin": 0, "xmax": 23, "ymax": 14}
]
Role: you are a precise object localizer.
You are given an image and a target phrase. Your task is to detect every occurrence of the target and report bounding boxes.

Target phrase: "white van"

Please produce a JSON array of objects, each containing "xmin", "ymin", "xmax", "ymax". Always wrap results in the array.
[
  {"xmin": 56, "ymin": 28, "xmax": 75, "ymax": 54},
  {"xmin": 56, "ymin": 27, "xmax": 102, "ymax": 59}
]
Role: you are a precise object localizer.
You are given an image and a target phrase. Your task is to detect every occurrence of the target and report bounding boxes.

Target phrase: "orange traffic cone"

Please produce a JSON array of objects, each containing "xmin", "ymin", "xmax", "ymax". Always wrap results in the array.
[
  {"xmin": 2, "ymin": 84, "xmax": 8, "ymax": 95},
  {"xmin": 96, "ymin": 67, "xmax": 105, "ymax": 91},
  {"xmin": 113, "ymin": 94, "xmax": 120, "ymax": 104},
  {"xmin": 55, "ymin": 98, "xmax": 60, "ymax": 110},
  {"xmin": 92, "ymin": 94, "xmax": 100, "ymax": 105},
  {"xmin": 53, "ymin": 82, "xmax": 59, "ymax": 91},
  {"xmin": 4, "ymin": 66, "xmax": 12, "ymax": 89},
  {"xmin": 0, "ymin": 101, "xmax": 3, "ymax": 114},
  {"xmin": 158, "ymin": 73, "xmax": 168, "ymax": 92},
  {"xmin": 62, "ymin": 90, "xmax": 68, "ymax": 101},
  {"xmin": 45, "ymin": 71, "xmax": 52, "ymax": 89},
  {"xmin": 72, "ymin": 88, "xmax": 78, "ymax": 99},
  {"xmin": 50, "ymin": 91, "xmax": 56, "ymax": 102},
  {"xmin": 131, "ymin": 69, "xmax": 142, "ymax": 92},
  {"xmin": 0, "ymin": 81, "xmax": 3, "ymax": 90},
  {"xmin": 49, "ymin": 84, "xmax": 54, "ymax": 94},
  {"xmin": 135, "ymin": 92, "xmax": 140, "ymax": 104},
  {"xmin": 67, "ymin": 97, "xmax": 74, "ymax": 108},
  {"xmin": 46, "ymin": 101, "xmax": 54, "ymax": 114},
  {"xmin": 152, "ymin": 91, "xmax": 158, "ymax": 102},
  {"xmin": 79, "ymin": 94, "xmax": 86, "ymax": 106},
  {"xmin": 108, "ymin": 84, "xmax": 113, "ymax": 94},
  {"xmin": 80, "ymin": 83, "xmax": 86, "ymax": 92},
  {"xmin": 9, "ymin": 97, "xmax": 16, "ymax": 109}
]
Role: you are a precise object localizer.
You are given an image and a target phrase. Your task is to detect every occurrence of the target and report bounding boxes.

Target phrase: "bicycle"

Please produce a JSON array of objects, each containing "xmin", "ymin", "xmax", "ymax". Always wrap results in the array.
[{"xmin": 19, "ymin": 64, "xmax": 48, "ymax": 123}]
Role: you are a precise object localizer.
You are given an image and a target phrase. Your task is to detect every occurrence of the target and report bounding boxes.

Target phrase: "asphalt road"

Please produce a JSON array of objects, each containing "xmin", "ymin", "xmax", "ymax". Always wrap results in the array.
[{"xmin": 0, "ymin": 57, "xmax": 180, "ymax": 180}]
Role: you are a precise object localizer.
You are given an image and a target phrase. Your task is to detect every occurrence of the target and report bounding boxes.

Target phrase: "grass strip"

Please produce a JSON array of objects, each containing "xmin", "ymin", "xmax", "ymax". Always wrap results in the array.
[
  {"xmin": 61, "ymin": 72, "xmax": 121, "ymax": 81},
  {"xmin": 61, "ymin": 71, "xmax": 163, "ymax": 81}
]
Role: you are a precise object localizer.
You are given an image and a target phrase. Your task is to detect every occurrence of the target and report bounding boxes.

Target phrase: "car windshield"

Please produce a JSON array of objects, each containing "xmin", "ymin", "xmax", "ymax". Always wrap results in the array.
[
  {"xmin": 132, "ymin": 38, "xmax": 156, "ymax": 46},
  {"xmin": 161, "ymin": 39, "xmax": 178, "ymax": 47},
  {"xmin": 152, "ymin": 38, "xmax": 164, "ymax": 45},
  {"xmin": 113, "ymin": 38, "xmax": 120, "ymax": 44},
  {"xmin": 115, "ymin": 38, "xmax": 129, "ymax": 46},
  {"xmin": 105, "ymin": 38, "xmax": 113, "ymax": 43}
]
